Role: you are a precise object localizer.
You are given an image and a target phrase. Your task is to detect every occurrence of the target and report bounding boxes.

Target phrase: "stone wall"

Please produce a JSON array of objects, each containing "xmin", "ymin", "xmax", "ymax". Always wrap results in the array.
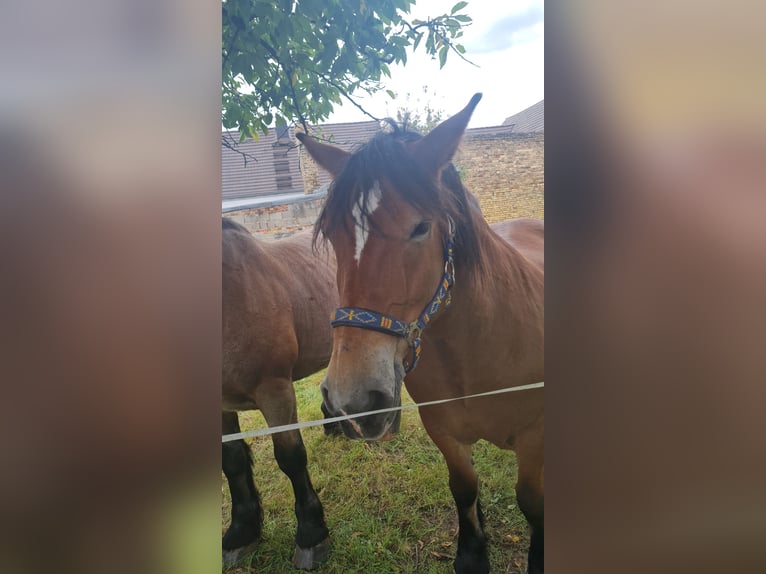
[
  {"xmin": 223, "ymin": 196, "xmax": 325, "ymax": 240},
  {"xmin": 455, "ymin": 133, "xmax": 544, "ymax": 223}
]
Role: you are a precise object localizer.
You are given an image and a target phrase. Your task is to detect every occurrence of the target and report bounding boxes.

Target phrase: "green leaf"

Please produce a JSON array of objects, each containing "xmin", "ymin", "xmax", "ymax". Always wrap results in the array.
[
  {"xmin": 386, "ymin": 89, "xmax": 396, "ymax": 99},
  {"xmin": 438, "ymin": 45, "xmax": 448, "ymax": 69},
  {"xmin": 413, "ymin": 31, "xmax": 423, "ymax": 51},
  {"xmin": 450, "ymin": 1, "xmax": 468, "ymax": 15}
]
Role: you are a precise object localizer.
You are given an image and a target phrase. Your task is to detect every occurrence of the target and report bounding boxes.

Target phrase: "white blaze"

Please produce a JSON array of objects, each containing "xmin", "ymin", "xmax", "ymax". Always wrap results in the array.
[{"xmin": 352, "ymin": 180, "xmax": 382, "ymax": 264}]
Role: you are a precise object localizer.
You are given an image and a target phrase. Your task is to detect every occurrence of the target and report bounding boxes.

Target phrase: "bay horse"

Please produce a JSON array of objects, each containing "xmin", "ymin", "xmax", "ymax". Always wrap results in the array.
[
  {"xmin": 222, "ymin": 219, "xmax": 337, "ymax": 569},
  {"xmin": 297, "ymin": 94, "xmax": 544, "ymax": 573}
]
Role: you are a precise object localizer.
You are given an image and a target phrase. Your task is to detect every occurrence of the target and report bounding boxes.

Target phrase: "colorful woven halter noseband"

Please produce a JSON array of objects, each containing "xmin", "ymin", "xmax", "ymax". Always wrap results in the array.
[{"xmin": 330, "ymin": 217, "xmax": 456, "ymax": 373}]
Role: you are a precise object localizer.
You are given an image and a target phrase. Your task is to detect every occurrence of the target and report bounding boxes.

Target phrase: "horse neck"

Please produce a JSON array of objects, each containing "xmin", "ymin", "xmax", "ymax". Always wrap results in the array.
[
  {"xmin": 468, "ymin": 209, "xmax": 540, "ymax": 300},
  {"xmin": 432, "ymin": 211, "xmax": 544, "ymax": 364}
]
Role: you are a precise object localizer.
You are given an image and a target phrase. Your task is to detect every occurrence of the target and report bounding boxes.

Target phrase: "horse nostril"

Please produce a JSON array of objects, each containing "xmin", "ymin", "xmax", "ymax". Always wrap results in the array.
[{"xmin": 367, "ymin": 390, "xmax": 394, "ymax": 413}]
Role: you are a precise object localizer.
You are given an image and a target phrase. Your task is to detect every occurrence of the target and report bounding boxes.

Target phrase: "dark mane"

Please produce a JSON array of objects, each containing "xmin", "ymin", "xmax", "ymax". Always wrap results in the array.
[{"xmin": 313, "ymin": 124, "xmax": 483, "ymax": 275}]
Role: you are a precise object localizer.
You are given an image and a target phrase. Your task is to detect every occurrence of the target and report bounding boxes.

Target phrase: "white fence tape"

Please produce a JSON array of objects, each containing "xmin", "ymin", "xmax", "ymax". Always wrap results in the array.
[{"xmin": 222, "ymin": 381, "xmax": 544, "ymax": 443}]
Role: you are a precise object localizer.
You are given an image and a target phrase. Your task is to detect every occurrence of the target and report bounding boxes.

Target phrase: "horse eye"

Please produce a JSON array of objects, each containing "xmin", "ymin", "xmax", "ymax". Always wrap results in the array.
[{"xmin": 410, "ymin": 221, "xmax": 432, "ymax": 239}]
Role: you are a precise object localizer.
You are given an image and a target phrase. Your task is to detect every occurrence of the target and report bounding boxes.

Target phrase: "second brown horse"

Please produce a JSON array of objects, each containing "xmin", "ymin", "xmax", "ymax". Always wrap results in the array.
[{"xmin": 222, "ymin": 219, "xmax": 337, "ymax": 569}]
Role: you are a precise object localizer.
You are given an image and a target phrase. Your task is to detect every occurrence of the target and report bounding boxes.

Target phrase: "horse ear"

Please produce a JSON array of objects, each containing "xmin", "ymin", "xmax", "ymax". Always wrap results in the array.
[
  {"xmin": 411, "ymin": 93, "xmax": 482, "ymax": 174},
  {"xmin": 296, "ymin": 132, "xmax": 350, "ymax": 177}
]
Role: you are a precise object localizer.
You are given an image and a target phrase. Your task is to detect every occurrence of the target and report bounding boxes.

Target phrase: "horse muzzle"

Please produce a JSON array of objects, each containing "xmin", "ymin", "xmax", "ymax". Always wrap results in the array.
[{"xmin": 320, "ymin": 373, "xmax": 402, "ymax": 441}]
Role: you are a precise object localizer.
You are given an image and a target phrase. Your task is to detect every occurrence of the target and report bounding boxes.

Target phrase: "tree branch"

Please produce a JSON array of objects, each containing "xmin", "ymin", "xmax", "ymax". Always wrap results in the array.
[
  {"xmin": 222, "ymin": 18, "xmax": 242, "ymax": 71},
  {"xmin": 258, "ymin": 40, "xmax": 308, "ymax": 131},
  {"xmin": 400, "ymin": 19, "xmax": 478, "ymax": 67},
  {"xmin": 221, "ymin": 131, "xmax": 259, "ymax": 167},
  {"xmin": 302, "ymin": 70, "xmax": 382, "ymax": 123}
]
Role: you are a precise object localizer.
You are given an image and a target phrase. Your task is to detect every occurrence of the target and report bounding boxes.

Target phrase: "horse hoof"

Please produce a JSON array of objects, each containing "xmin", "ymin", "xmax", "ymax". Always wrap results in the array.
[
  {"xmin": 222, "ymin": 541, "xmax": 259, "ymax": 568},
  {"xmin": 291, "ymin": 538, "xmax": 330, "ymax": 570}
]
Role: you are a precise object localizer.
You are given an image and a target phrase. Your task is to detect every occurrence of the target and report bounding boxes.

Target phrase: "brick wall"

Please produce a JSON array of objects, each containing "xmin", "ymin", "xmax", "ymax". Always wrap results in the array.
[
  {"xmin": 299, "ymin": 149, "xmax": 322, "ymax": 193},
  {"xmin": 456, "ymin": 133, "xmax": 544, "ymax": 222},
  {"xmin": 223, "ymin": 196, "xmax": 325, "ymax": 240}
]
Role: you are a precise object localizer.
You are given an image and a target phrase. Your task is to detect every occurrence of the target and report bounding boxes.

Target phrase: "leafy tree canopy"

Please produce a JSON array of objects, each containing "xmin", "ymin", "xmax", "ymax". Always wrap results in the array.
[{"xmin": 222, "ymin": 0, "xmax": 472, "ymax": 140}]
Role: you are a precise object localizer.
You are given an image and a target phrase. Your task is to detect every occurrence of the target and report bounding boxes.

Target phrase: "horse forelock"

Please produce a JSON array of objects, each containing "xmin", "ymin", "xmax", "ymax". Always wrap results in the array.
[{"xmin": 313, "ymin": 128, "xmax": 483, "ymax": 275}]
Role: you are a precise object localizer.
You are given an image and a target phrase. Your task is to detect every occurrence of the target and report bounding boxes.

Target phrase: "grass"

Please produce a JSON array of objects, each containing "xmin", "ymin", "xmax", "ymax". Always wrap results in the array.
[{"xmin": 222, "ymin": 370, "xmax": 529, "ymax": 573}]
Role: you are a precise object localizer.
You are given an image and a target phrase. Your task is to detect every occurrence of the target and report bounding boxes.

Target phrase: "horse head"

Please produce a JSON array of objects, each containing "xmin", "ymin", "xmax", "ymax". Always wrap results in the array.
[{"xmin": 298, "ymin": 94, "xmax": 483, "ymax": 440}]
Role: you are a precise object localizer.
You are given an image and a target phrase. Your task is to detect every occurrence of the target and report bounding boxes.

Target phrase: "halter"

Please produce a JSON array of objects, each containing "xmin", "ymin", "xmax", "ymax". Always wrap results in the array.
[{"xmin": 330, "ymin": 216, "xmax": 456, "ymax": 373}]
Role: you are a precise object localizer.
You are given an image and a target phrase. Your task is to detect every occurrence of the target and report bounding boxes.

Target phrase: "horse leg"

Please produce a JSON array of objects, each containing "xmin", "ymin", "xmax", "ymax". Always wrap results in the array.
[
  {"xmin": 430, "ymin": 432, "xmax": 489, "ymax": 574},
  {"xmin": 257, "ymin": 379, "xmax": 330, "ymax": 570},
  {"xmin": 515, "ymin": 418, "xmax": 544, "ymax": 574},
  {"xmin": 222, "ymin": 411, "xmax": 263, "ymax": 565}
]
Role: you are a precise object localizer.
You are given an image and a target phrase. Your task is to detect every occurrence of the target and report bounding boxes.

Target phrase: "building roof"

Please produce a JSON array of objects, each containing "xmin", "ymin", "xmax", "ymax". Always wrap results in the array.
[
  {"xmin": 302, "ymin": 121, "xmax": 380, "ymax": 188},
  {"xmin": 222, "ymin": 127, "xmax": 305, "ymax": 200},
  {"xmin": 222, "ymin": 121, "xmax": 381, "ymax": 201},
  {"xmin": 502, "ymin": 100, "xmax": 544, "ymax": 133}
]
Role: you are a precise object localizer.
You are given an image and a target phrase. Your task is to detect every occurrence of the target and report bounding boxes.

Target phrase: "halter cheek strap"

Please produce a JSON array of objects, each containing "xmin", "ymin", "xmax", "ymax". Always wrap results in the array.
[{"xmin": 330, "ymin": 217, "xmax": 456, "ymax": 373}]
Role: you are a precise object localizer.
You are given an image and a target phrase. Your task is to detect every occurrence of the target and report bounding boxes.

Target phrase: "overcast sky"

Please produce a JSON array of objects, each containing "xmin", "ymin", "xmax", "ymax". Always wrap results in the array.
[{"xmin": 326, "ymin": 0, "xmax": 544, "ymax": 128}]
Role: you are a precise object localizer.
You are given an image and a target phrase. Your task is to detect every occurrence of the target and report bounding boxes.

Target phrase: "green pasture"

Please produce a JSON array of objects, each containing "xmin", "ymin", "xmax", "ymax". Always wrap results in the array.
[{"xmin": 222, "ymin": 370, "xmax": 529, "ymax": 573}]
